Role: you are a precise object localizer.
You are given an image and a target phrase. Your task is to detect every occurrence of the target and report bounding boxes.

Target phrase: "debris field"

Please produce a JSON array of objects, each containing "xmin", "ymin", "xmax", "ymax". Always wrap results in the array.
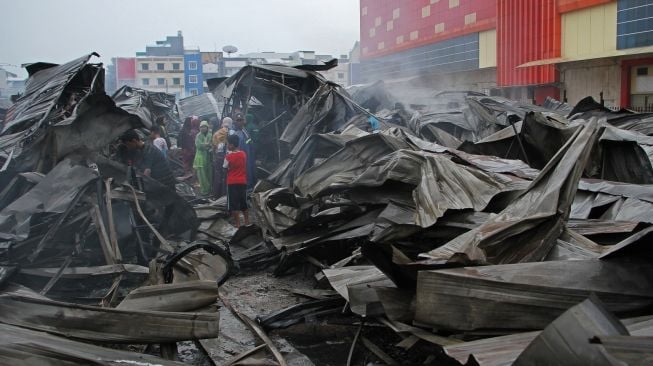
[{"xmin": 0, "ymin": 53, "xmax": 652, "ymax": 365}]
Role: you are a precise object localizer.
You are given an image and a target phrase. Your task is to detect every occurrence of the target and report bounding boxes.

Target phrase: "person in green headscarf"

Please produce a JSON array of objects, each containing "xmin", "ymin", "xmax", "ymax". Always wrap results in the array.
[
  {"xmin": 193, "ymin": 120, "xmax": 213, "ymax": 195},
  {"xmin": 245, "ymin": 113, "xmax": 259, "ymax": 143}
]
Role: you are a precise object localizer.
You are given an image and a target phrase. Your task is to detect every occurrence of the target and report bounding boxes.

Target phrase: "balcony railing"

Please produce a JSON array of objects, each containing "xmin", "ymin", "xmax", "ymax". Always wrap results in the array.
[{"xmin": 628, "ymin": 106, "xmax": 653, "ymax": 113}]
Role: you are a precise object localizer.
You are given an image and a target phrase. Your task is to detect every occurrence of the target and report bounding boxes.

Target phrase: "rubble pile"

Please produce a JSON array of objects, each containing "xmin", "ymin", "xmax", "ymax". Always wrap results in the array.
[
  {"xmin": 0, "ymin": 54, "xmax": 231, "ymax": 364},
  {"xmin": 1, "ymin": 52, "xmax": 653, "ymax": 365},
  {"xmin": 113, "ymin": 85, "xmax": 180, "ymax": 132},
  {"xmin": 240, "ymin": 80, "xmax": 653, "ymax": 364}
]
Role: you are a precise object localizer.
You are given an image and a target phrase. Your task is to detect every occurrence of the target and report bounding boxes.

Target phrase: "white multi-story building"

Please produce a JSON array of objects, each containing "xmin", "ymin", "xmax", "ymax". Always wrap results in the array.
[{"xmin": 134, "ymin": 57, "xmax": 186, "ymax": 98}]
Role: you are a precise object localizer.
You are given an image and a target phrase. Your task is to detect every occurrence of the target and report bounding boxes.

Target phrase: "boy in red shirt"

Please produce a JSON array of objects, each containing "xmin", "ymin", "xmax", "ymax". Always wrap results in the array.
[{"xmin": 224, "ymin": 134, "xmax": 249, "ymax": 227}]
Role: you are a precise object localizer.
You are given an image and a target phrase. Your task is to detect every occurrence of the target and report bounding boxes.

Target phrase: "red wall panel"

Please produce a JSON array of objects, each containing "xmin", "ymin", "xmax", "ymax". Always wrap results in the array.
[
  {"xmin": 497, "ymin": 0, "xmax": 560, "ymax": 87},
  {"xmin": 557, "ymin": 0, "xmax": 613, "ymax": 13},
  {"xmin": 535, "ymin": 86, "xmax": 560, "ymax": 104},
  {"xmin": 360, "ymin": 0, "xmax": 497, "ymax": 60},
  {"xmin": 116, "ymin": 58, "xmax": 136, "ymax": 80}
]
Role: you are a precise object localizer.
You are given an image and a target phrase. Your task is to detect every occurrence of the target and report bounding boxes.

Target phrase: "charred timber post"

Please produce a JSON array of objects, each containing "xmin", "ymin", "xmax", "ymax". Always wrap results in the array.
[
  {"xmin": 346, "ymin": 320, "xmax": 364, "ymax": 366},
  {"xmin": 600, "ymin": 91, "xmax": 605, "ymax": 106},
  {"xmin": 508, "ymin": 114, "xmax": 530, "ymax": 166},
  {"xmin": 281, "ymin": 74, "xmax": 285, "ymax": 110}
]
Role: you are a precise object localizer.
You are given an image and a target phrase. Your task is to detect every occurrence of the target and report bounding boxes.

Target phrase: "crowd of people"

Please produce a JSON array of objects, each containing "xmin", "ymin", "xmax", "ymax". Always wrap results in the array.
[{"xmin": 117, "ymin": 112, "xmax": 257, "ymax": 227}]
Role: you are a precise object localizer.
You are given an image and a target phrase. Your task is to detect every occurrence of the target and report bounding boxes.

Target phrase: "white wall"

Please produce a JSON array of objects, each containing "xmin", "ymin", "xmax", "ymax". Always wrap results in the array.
[{"xmin": 560, "ymin": 58, "xmax": 621, "ymax": 107}]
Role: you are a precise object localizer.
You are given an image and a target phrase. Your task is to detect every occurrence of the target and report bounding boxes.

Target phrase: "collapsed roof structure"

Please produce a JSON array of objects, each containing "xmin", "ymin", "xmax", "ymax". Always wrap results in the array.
[
  {"xmin": 2, "ymin": 51, "xmax": 653, "ymax": 364},
  {"xmin": 112, "ymin": 85, "xmax": 180, "ymax": 131},
  {"xmin": 215, "ymin": 61, "xmax": 362, "ymax": 172},
  {"xmin": 231, "ymin": 78, "xmax": 653, "ymax": 364},
  {"xmin": 0, "ymin": 54, "xmax": 228, "ymax": 364}
]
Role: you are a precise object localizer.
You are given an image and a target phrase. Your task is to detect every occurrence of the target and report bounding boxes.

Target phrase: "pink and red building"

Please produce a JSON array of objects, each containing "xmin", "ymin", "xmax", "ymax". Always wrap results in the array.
[
  {"xmin": 360, "ymin": 0, "xmax": 653, "ymax": 109},
  {"xmin": 107, "ymin": 57, "xmax": 136, "ymax": 93}
]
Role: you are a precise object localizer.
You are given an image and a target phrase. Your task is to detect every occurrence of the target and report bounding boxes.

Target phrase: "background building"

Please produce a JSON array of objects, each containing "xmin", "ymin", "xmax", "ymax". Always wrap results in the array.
[
  {"xmin": 139, "ymin": 31, "xmax": 184, "ymax": 57},
  {"xmin": 184, "ymin": 50, "xmax": 203, "ymax": 96},
  {"xmin": 106, "ymin": 57, "xmax": 136, "ymax": 94},
  {"xmin": 349, "ymin": 41, "xmax": 362, "ymax": 86},
  {"xmin": 360, "ymin": 0, "xmax": 653, "ymax": 109},
  {"xmin": 107, "ymin": 32, "xmax": 355, "ymax": 94},
  {"xmin": 222, "ymin": 57, "xmax": 252, "ymax": 77},
  {"xmin": 134, "ymin": 56, "xmax": 185, "ymax": 98},
  {"xmin": 201, "ymin": 51, "xmax": 224, "ymax": 88}
]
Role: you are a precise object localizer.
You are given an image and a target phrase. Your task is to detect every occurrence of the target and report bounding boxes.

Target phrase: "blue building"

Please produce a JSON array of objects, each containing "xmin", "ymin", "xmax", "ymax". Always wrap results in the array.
[{"xmin": 184, "ymin": 51, "xmax": 203, "ymax": 96}]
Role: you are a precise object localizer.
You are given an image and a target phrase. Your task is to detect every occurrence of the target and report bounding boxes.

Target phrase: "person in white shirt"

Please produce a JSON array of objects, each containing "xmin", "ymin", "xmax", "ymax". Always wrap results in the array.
[{"xmin": 150, "ymin": 126, "xmax": 168, "ymax": 159}]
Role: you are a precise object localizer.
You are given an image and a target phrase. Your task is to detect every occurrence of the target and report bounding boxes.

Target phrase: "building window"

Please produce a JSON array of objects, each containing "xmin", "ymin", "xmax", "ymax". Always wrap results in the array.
[
  {"xmin": 173, "ymin": 63, "xmax": 180, "ymax": 70},
  {"xmin": 637, "ymin": 67, "xmax": 649, "ymax": 76},
  {"xmin": 338, "ymin": 73, "xmax": 345, "ymax": 79},
  {"xmin": 422, "ymin": 6, "xmax": 431, "ymax": 18},
  {"xmin": 465, "ymin": 13, "xmax": 477, "ymax": 25},
  {"xmin": 141, "ymin": 63, "xmax": 149, "ymax": 71},
  {"xmin": 188, "ymin": 61, "xmax": 198, "ymax": 70},
  {"xmin": 190, "ymin": 89, "xmax": 198, "ymax": 96},
  {"xmin": 142, "ymin": 78, "xmax": 149, "ymax": 86},
  {"xmin": 617, "ymin": 2, "xmax": 653, "ymax": 50},
  {"xmin": 173, "ymin": 77, "xmax": 181, "ymax": 85},
  {"xmin": 189, "ymin": 75, "xmax": 198, "ymax": 84},
  {"xmin": 157, "ymin": 63, "xmax": 164, "ymax": 70},
  {"xmin": 157, "ymin": 78, "xmax": 165, "ymax": 86}
]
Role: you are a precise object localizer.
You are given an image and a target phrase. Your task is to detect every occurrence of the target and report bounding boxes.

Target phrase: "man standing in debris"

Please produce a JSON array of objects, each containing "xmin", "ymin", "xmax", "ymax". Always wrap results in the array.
[
  {"xmin": 232, "ymin": 113, "xmax": 256, "ymax": 189},
  {"xmin": 150, "ymin": 126, "xmax": 168, "ymax": 159},
  {"xmin": 224, "ymin": 134, "xmax": 249, "ymax": 227},
  {"xmin": 211, "ymin": 117, "xmax": 231, "ymax": 198},
  {"xmin": 118, "ymin": 130, "xmax": 176, "ymax": 189},
  {"xmin": 194, "ymin": 120, "xmax": 213, "ymax": 196}
]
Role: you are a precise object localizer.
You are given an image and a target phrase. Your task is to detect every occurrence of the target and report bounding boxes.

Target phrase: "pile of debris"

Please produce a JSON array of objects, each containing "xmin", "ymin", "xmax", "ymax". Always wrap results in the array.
[
  {"xmin": 238, "ymin": 83, "xmax": 653, "ymax": 364},
  {"xmin": 0, "ymin": 54, "xmax": 233, "ymax": 364},
  {"xmin": 2, "ymin": 50, "xmax": 653, "ymax": 365},
  {"xmin": 113, "ymin": 84, "xmax": 181, "ymax": 133}
]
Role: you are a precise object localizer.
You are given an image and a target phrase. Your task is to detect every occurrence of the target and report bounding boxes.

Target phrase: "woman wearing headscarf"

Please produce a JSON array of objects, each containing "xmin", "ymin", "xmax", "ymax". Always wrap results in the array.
[
  {"xmin": 194, "ymin": 120, "xmax": 213, "ymax": 195},
  {"xmin": 211, "ymin": 117, "xmax": 232, "ymax": 198},
  {"xmin": 180, "ymin": 116, "xmax": 200, "ymax": 177}
]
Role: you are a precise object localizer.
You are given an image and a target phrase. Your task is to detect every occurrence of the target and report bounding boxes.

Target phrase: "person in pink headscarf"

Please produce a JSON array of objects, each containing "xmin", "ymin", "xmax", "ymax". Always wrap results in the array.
[{"xmin": 180, "ymin": 116, "xmax": 200, "ymax": 177}]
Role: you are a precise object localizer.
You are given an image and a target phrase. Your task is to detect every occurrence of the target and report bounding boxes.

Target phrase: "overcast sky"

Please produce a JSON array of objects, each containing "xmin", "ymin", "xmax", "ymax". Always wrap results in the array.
[{"xmin": 0, "ymin": 0, "xmax": 360, "ymax": 78}]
